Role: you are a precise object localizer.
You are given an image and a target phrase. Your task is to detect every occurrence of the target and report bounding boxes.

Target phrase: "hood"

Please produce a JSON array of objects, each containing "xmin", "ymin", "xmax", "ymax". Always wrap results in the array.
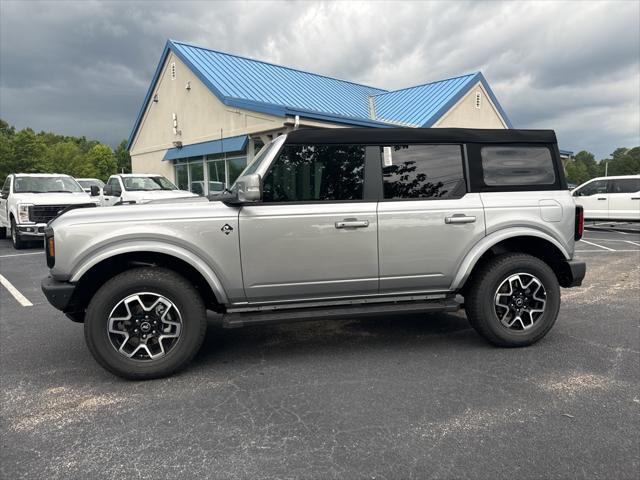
[
  {"xmin": 49, "ymin": 197, "xmax": 236, "ymax": 229},
  {"xmin": 14, "ymin": 192, "xmax": 94, "ymax": 205},
  {"xmin": 125, "ymin": 190, "xmax": 198, "ymax": 203}
]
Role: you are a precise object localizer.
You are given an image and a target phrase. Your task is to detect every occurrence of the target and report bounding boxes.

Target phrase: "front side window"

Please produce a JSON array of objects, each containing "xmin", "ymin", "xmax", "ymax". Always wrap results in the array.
[
  {"xmin": 107, "ymin": 177, "xmax": 122, "ymax": 196},
  {"xmin": 14, "ymin": 176, "xmax": 84, "ymax": 193},
  {"xmin": 2, "ymin": 176, "xmax": 10, "ymax": 194},
  {"xmin": 575, "ymin": 179, "xmax": 607, "ymax": 196},
  {"xmin": 481, "ymin": 146, "xmax": 556, "ymax": 186},
  {"xmin": 381, "ymin": 145, "xmax": 465, "ymax": 199},
  {"xmin": 262, "ymin": 145, "xmax": 365, "ymax": 202},
  {"xmin": 122, "ymin": 176, "xmax": 177, "ymax": 191},
  {"xmin": 608, "ymin": 178, "xmax": 640, "ymax": 194}
]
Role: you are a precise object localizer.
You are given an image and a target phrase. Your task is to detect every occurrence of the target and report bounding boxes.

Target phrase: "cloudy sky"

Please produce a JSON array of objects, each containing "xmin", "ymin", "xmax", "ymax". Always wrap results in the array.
[{"xmin": 0, "ymin": 0, "xmax": 638, "ymax": 158}]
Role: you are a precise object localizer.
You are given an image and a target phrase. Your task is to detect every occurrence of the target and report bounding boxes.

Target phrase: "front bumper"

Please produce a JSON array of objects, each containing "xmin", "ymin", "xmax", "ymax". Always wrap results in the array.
[
  {"xmin": 41, "ymin": 276, "xmax": 76, "ymax": 311},
  {"xmin": 558, "ymin": 260, "xmax": 587, "ymax": 288},
  {"xmin": 17, "ymin": 223, "xmax": 47, "ymax": 237}
]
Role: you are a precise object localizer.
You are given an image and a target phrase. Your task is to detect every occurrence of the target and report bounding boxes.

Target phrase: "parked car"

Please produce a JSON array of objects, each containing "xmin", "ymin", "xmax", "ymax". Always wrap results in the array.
[
  {"xmin": 571, "ymin": 175, "xmax": 640, "ymax": 221},
  {"xmin": 0, "ymin": 173, "xmax": 97, "ymax": 249},
  {"xmin": 75, "ymin": 178, "xmax": 105, "ymax": 194},
  {"xmin": 41, "ymin": 128, "xmax": 586, "ymax": 379},
  {"xmin": 98, "ymin": 174, "xmax": 198, "ymax": 206}
]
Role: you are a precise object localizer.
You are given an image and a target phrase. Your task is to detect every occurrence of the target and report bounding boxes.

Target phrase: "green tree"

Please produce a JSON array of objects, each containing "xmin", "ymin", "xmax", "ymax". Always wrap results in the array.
[
  {"xmin": 86, "ymin": 144, "xmax": 117, "ymax": 181},
  {"xmin": 114, "ymin": 139, "xmax": 131, "ymax": 173},
  {"xmin": 605, "ymin": 147, "xmax": 640, "ymax": 176},
  {"xmin": 565, "ymin": 159, "xmax": 590, "ymax": 185},
  {"xmin": 45, "ymin": 142, "xmax": 97, "ymax": 178},
  {"xmin": 2, "ymin": 129, "xmax": 47, "ymax": 178}
]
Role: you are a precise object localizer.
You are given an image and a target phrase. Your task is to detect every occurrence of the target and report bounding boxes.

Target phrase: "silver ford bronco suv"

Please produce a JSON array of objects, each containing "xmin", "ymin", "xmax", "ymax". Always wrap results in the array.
[{"xmin": 41, "ymin": 128, "xmax": 586, "ymax": 380}]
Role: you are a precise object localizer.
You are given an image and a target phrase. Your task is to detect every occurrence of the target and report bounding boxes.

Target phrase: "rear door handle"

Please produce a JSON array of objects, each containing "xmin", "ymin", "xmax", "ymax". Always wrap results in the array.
[
  {"xmin": 631, "ymin": 197, "xmax": 640, "ymax": 200},
  {"xmin": 445, "ymin": 214, "xmax": 476, "ymax": 224},
  {"xmin": 335, "ymin": 219, "xmax": 369, "ymax": 229}
]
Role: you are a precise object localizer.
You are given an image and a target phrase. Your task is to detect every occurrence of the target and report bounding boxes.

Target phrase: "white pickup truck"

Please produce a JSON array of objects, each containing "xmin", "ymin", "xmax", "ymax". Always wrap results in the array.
[
  {"xmin": 99, "ymin": 174, "xmax": 198, "ymax": 206},
  {"xmin": 0, "ymin": 173, "xmax": 97, "ymax": 249}
]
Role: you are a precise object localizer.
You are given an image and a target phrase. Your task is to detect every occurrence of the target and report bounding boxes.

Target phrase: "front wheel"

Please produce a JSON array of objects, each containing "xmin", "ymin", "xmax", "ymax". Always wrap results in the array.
[
  {"xmin": 465, "ymin": 253, "xmax": 560, "ymax": 347},
  {"xmin": 10, "ymin": 218, "xmax": 27, "ymax": 249},
  {"xmin": 85, "ymin": 267, "xmax": 208, "ymax": 380}
]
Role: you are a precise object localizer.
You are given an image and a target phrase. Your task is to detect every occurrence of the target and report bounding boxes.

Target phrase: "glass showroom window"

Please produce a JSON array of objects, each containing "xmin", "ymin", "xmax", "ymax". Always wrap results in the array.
[
  {"xmin": 175, "ymin": 164, "xmax": 188, "ymax": 191},
  {"xmin": 208, "ymin": 159, "xmax": 225, "ymax": 195},
  {"xmin": 189, "ymin": 161, "xmax": 204, "ymax": 195},
  {"xmin": 205, "ymin": 155, "xmax": 247, "ymax": 194}
]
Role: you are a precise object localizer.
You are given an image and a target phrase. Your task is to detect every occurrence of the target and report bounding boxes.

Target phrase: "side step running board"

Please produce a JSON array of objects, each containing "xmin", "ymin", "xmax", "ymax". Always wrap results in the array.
[{"xmin": 222, "ymin": 298, "xmax": 460, "ymax": 329}]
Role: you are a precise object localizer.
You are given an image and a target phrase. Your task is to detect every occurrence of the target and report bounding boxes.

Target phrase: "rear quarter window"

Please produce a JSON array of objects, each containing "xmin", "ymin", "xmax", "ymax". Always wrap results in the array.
[{"xmin": 481, "ymin": 146, "xmax": 556, "ymax": 186}]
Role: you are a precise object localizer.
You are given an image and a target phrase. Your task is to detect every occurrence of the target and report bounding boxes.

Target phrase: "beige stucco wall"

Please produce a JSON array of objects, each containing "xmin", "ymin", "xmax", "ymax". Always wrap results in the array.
[
  {"xmin": 433, "ymin": 82, "xmax": 508, "ymax": 129},
  {"xmin": 130, "ymin": 52, "xmax": 284, "ymax": 161},
  {"xmin": 131, "ymin": 149, "xmax": 174, "ymax": 179}
]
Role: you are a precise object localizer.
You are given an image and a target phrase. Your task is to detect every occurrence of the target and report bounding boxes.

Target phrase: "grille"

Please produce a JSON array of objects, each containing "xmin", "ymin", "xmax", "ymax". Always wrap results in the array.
[{"xmin": 28, "ymin": 205, "xmax": 69, "ymax": 223}]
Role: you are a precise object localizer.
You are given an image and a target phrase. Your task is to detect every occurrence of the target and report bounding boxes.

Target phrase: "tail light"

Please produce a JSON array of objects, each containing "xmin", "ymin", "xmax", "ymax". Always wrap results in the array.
[{"xmin": 575, "ymin": 205, "xmax": 584, "ymax": 241}]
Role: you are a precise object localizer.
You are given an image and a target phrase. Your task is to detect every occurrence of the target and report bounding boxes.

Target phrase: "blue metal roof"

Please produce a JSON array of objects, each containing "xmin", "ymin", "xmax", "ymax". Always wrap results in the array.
[
  {"xmin": 128, "ymin": 40, "xmax": 512, "ymax": 149},
  {"xmin": 163, "ymin": 135, "xmax": 248, "ymax": 161}
]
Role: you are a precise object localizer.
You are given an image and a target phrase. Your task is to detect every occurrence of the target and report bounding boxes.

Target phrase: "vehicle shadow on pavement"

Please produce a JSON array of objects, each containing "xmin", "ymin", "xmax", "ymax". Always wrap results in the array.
[{"xmin": 195, "ymin": 311, "xmax": 480, "ymax": 365}]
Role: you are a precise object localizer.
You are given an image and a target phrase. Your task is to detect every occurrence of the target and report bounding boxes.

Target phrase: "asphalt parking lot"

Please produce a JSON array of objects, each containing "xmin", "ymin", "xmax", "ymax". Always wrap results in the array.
[{"xmin": 1, "ymin": 230, "xmax": 639, "ymax": 479}]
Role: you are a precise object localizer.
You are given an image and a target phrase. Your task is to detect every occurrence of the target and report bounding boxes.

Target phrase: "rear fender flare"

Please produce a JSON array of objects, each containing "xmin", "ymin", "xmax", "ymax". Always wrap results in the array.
[{"xmin": 450, "ymin": 227, "xmax": 571, "ymax": 291}]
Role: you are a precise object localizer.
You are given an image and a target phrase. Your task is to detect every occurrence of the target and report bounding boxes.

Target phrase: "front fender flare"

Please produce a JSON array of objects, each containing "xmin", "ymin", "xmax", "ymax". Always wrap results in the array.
[
  {"xmin": 69, "ymin": 240, "xmax": 229, "ymax": 304},
  {"xmin": 450, "ymin": 227, "xmax": 571, "ymax": 291}
]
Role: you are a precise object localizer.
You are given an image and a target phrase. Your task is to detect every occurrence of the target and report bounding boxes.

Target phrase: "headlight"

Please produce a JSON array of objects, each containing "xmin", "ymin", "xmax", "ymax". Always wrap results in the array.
[{"xmin": 17, "ymin": 203, "xmax": 33, "ymax": 223}]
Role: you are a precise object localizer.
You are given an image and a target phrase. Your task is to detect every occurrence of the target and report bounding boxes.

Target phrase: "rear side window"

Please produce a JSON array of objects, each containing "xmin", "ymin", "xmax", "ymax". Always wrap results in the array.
[
  {"xmin": 381, "ymin": 145, "xmax": 466, "ymax": 199},
  {"xmin": 481, "ymin": 146, "xmax": 556, "ymax": 186},
  {"xmin": 262, "ymin": 144, "xmax": 365, "ymax": 202},
  {"xmin": 608, "ymin": 178, "xmax": 640, "ymax": 193}
]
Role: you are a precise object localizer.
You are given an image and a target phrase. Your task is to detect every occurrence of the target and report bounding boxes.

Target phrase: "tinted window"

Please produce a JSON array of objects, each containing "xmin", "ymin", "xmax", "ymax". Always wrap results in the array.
[
  {"xmin": 1, "ymin": 177, "xmax": 10, "ymax": 193},
  {"xmin": 481, "ymin": 146, "xmax": 556, "ymax": 186},
  {"xmin": 576, "ymin": 179, "xmax": 607, "ymax": 196},
  {"xmin": 609, "ymin": 178, "xmax": 640, "ymax": 194},
  {"xmin": 108, "ymin": 177, "xmax": 122, "ymax": 196},
  {"xmin": 175, "ymin": 165, "xmax": 188, "ymax": 191},
  {"xmin": 262, "ymin": 145, "xmax": 365, "ymax": 202},
  {"xmin": 381, "ymin": 145, "xmax": 465, "ymax": 199}
]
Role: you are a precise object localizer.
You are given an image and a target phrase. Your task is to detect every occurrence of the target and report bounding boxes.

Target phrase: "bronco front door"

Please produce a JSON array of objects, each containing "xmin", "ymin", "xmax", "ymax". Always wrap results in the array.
[{"xmin": 239, "ymin": 143, "xmax": 378, "ymax": 303}]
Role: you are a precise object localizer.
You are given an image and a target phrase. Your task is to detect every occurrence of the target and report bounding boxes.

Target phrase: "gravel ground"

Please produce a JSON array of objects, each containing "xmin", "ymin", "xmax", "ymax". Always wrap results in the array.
[{"xmin": 1, "ymin": 230, "xmax": 639, "ymax": 480}]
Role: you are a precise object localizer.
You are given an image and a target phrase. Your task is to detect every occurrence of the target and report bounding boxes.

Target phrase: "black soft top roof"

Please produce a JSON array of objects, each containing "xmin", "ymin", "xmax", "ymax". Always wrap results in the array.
[{"xmin": 284, "ymin": 128, "xmax": 557, "ymax": 145}]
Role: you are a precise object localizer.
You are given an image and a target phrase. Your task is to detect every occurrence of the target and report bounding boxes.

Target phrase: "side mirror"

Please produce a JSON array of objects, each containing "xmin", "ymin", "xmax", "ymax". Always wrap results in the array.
[
  {"xmin": 90, "ymin": 185, "xmax": 101, "ymax": 197},
  {"xmin": 236, "ymin": 174, "xmax": 262, "ymax": 203},
  {"xmin": 103, "ymin": 185, "xmax": 113, "ymax": 196},
  {"xmin": 0, "ymin": 191, "xmax": 8, "ymax": 200}
]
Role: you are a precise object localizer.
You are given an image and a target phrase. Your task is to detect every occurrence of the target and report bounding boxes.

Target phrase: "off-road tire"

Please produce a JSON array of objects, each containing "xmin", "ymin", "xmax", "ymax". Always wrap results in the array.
[
  {"xmin": 85, "ymin": 267, "xmax": 207, "ymax": 380},
  {"xmin": 10, "ymin": 217, "xmax": 27, "ymax": 249},
  {"xmin": 465, "ymin": 253, "xmax": 560, "ymax": 347}
]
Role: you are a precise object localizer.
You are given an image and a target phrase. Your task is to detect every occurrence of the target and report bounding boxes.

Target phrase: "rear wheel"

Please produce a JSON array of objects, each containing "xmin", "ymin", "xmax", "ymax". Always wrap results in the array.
[
  {"xmin": 465, "ymin": 253, "xmax": 560, "ymax": 347},
  {"xmin": 85, "ymin": 267, "xmax": 207, "ymax": 380},
  {"xmin": 10, "ymin": 217, "xmax": 27, "ymax": 249}
]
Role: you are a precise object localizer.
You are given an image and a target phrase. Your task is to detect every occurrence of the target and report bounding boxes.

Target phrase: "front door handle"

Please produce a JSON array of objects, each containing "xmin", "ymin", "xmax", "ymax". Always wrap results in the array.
[
  {"xmin": 597, "ymin": 197, "xmax": 607, "ymax": 201},
  {"xmin": 445, "ymin": 214, "xmax": 476, "ymax": 224},
  {"xmin": 335, "ymin": 219, "xmax": 369, "ymax": 229}
]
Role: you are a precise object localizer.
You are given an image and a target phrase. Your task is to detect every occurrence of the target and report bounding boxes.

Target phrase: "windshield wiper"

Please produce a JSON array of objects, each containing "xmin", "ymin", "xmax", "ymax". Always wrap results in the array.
[{"xmin": 46, "ymin": 190, "xmax": 75, "ymax": 193}]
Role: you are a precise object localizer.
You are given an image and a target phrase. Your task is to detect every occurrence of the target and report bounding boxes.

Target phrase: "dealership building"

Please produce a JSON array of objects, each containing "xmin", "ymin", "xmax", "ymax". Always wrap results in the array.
[{"xmin": 128, "ymin": 39, "xmax": 559, "ymax": 195}]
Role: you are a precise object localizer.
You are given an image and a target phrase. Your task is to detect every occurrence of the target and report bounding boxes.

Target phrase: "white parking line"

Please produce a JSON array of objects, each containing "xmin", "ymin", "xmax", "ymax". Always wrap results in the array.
[
  {"xmin": 575, "ymin": 249, "xmax": 640, "ymax": 253},
  {"xmin": 579, "ymin": 239, "xmax": 615, "ymax": 251},
  {"xmin": 625, "ymin": 240, "xmax": 640, "ymax": 247},
  {"xmin": 0, "ymin": 252, "xmax": 43, "ymax": 258},
  {"xmin": 0, "ymin": 273, "xmax": 33, "ymax": 307}
]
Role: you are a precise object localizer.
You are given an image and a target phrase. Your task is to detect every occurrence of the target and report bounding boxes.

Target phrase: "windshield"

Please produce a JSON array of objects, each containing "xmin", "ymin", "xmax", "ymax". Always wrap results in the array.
[
  {"xmin": 77, "ymin": 179, "xmax": 104, "ymax": 189},
  {"xmin": 122, "ymin": 176, "xmax": 178, "ymax": 191},
  {"xmin": 14, "ymin": 176, "xmax": 84, "ymax": 193}
]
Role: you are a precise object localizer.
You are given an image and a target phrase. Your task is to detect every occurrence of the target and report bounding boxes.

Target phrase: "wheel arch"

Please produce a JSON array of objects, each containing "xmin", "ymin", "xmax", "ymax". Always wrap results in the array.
[
  {"xmin": 453, "ymin": 228, "xmax": 573, "ymax": 291},
  {"xmin": 67, "ymin": 246, "xmax": 228, "ymax": 320}
]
